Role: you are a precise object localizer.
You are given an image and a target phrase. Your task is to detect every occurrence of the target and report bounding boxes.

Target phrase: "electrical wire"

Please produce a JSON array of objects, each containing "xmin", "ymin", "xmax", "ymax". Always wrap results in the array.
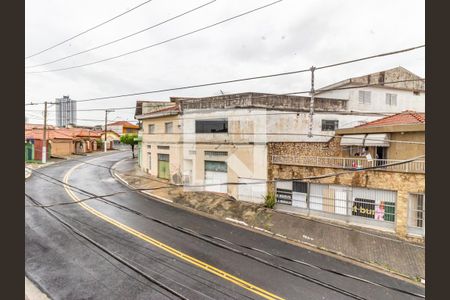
[
  {"xmin": 26, "ymin": 0, "xmax": 217, "ymax": 69},
  {"xmin": 26, "ymin": 0, "xmax": 284, "ymax": 74},
  {"xmin": 26, "ymin": 163, "xmax": 424, "ymax": 298},
  {"xmin": 25, "ymin": 192, "xmax": 189, "ymax": 300},
  {"xmin": 26, "ymin": 169, "xmax": 365, "ymax": 299},
  {"xmin": 47, "ymin": 210, "xmax": 248, "ymax": 300},
  {"xmin": 24, "ymin": 73, "xmax": 424, "ymax": 108},
  {"xmin": 25, "ymin": 0, "xmax": 155, "ymax": 60}
]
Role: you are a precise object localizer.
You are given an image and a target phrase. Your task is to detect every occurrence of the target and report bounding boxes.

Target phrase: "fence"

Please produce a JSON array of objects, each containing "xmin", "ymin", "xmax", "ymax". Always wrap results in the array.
[
  {"xmin": 272, "ymin": 155, "xmax": 425, "ymax": 173},
  {"xmin": 275, "ymin": 181, "xmax": 398, "ymax": 230}
]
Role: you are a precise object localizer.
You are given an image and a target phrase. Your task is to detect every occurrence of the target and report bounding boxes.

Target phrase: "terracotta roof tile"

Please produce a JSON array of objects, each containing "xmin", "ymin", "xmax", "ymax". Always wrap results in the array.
[
  {"xmin": 108, "ymin": 120, "xmax": 139, "ymax": 128},
  {"xmin": 356, "ymin": 111, "xmax": 425, "ymax": 128}
]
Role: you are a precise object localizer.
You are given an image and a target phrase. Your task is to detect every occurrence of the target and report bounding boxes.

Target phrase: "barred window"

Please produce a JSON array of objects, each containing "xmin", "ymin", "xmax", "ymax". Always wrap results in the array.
[
  {"xmin": 321, "ymin": 120, "xmax": 338, "ymax": 131},
  {"xmin": 205, "ymin": 151, "xmax": 228, "ymax": 157},
  {"xmin": 408, "ymin": 193, "xmax": 425, "ymax": 233}
]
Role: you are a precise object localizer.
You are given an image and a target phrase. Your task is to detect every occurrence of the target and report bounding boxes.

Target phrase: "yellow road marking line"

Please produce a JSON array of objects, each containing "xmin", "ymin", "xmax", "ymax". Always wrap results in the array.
[{"xmin": 63, "ymin": 160, "xmax": 284, "ymax": 300}]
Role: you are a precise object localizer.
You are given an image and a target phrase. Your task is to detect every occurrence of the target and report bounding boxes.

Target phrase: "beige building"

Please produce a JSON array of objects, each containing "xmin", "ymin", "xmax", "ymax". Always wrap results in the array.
[
  {"xmin": 268, "ymin": 111, "xmax": 425, "ymax": 241},
  {"xmin": 135, "ymin": 93, "xmax": 391, "ymax": 203}
]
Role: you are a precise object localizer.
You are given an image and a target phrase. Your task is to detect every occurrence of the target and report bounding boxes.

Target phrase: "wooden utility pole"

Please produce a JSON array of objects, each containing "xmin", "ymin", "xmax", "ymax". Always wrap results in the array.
[
  {"xmin": 104, "ymin": 110, "xmax": 108, "ymax": 152},
  {"xmin": 42, "ymin": 101, "xmax": 48, "ymax": 163}
]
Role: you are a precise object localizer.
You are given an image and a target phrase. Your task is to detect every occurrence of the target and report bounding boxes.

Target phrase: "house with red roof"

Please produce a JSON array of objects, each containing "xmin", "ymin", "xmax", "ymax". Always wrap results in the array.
[
  {"xmin": 25, "ymin": 125, "xmax": 109, "ymax": 160},
  {"xmin": 268, "ymin": 111, "xmax": 425, "ymax": 240}
]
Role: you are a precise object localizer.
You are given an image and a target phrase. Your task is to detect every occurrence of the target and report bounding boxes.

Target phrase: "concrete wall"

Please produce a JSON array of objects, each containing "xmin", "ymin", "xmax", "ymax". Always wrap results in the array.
[
  {"xmin": 175, "ymin": 93, "xmax": 348, "ymax": 112},
  {"xmin": 387, "ymin": 131, "xmax": 425, "ymax": 160}
]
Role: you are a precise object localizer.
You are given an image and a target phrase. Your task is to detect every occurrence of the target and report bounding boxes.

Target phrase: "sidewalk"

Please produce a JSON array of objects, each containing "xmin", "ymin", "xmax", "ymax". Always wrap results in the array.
[
  {"xmin": 25, "ymin": 277, "xmax": 49, "ymax": 300},
  {"xmin": 113, "ymin": 158, "xmax": 425, "ymax": 282},
  {"xmin": 25, "ymin": 150, "xmax": 122, "ymax": 179}
]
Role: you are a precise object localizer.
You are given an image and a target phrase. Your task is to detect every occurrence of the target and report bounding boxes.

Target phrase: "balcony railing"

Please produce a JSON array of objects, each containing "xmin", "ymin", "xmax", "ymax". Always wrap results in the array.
[{"xmin": 272, "ymin": 155, "xmax": 425, "ymax": 174}]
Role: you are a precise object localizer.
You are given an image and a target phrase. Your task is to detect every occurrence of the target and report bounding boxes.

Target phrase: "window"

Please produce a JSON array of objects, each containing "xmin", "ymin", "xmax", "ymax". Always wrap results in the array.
[
  {"xmin": 148, "ymin": 124, "xmax": 155, "ymax": 134},
  {"xmin": 408, "ymin": 193, "xmax": 425, "ymax": 235},
  {"xmin": 358, "ymin": 90, "xmax": 371, "ymax": 104},
  {"xmin": 157, "ymin": 145, "xmax": 170, "ymax": 150},
  {"xmin": 386, "ymin": 93, "xmax": 397, "ymax": 106},
  {"xmin": 165, "ymin": 122, "xmax": 173, "ymax": 133},
  {"xmin": 195, "ymin": 119, "xmax": 228, "ymax": 133},
  {"xmin": 205, "ymin": 151, "xmax": 228, "ymax": 157},
  {"xmin": 293, "ymin": 181, "xmax": 308, "ymax": 193},
  {"xmin": 321, "ymin": 120, "xmax": 339, "ymax": 131}
]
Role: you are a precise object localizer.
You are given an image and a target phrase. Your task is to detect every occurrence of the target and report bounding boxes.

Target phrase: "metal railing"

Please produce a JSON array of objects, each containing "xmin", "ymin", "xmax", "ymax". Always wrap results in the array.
[{"xmin": 272, "ymin": 155, "xmax": 425, "ymax": 173}]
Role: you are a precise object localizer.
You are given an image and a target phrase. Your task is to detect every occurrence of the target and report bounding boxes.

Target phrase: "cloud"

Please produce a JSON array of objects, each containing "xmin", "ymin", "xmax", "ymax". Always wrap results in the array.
[{"xmin": 25, "ymin": 0, "xmax": 425, "ymax": 125}]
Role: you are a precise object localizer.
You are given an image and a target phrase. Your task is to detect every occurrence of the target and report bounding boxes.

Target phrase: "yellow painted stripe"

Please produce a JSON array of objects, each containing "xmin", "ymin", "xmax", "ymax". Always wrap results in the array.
[{"xmin": 63, "ymin": 161, "xmax": 284, "ymax": 300}]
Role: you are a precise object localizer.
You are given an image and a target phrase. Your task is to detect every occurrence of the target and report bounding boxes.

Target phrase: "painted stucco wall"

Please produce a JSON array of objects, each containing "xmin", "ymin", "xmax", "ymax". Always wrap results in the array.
[{"xmin": 318, "ymin": 86, "xmax": 425, "ymax": 113}]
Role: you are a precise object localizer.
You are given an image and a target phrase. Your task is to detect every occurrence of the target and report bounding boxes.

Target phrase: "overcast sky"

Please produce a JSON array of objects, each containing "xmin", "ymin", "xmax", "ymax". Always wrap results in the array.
[{"xmin": 25, "ymin": 0, "xmax": 425, "ymax": 126}]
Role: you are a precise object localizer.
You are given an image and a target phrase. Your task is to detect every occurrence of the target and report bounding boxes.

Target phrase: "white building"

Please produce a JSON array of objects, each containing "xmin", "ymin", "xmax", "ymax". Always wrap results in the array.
[
  {"xmin": 316, "ymin": 67, "xmax": 425, "ymax": 113},
  {"xmin": 135, "ymin": 93, "xmax": 388, "ymax": 204}
]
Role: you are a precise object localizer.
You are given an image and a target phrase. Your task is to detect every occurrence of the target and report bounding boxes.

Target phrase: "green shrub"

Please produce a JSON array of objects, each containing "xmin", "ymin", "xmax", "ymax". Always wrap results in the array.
[{"xmin": 264, "ymin": 192, "xmax": 276, "ymax": 209}]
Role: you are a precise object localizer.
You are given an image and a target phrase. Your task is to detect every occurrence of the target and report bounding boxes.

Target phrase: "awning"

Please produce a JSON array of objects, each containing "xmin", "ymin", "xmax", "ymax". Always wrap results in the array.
[
  {"xmin": 340, "ymin": 134, "xmax": 366, "ymax": 146},
  {"xmin": 364, "ymin": 133, "xmax": 390, "ymax": 147}
]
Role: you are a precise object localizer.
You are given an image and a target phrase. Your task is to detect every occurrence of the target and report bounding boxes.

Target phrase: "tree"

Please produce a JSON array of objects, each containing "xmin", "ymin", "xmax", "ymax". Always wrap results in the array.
[{"xmin": 120, "ymin": 134, "xmax": 138, "ymax": 158}]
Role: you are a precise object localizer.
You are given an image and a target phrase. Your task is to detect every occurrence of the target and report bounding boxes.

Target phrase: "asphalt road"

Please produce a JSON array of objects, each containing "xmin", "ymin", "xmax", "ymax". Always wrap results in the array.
[{"xmin": 25, "ymin": 151, "xmax": 425, "ymax": 300}]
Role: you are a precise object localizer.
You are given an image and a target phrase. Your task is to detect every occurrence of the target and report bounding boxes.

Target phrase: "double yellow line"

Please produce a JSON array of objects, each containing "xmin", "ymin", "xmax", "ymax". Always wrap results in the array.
[{"xmin": 63, "ymin": 160, "xmax": 284, "ymax": 300}]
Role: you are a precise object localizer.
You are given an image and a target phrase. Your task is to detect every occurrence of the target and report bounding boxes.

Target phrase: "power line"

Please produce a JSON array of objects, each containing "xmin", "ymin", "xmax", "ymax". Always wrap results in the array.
[
  {"xmin": 26, "ymin": 165, "xmax": 424, "ymax": 298},
  {"xmin": 24, "ymin": 193, "xmax": 190, "ymax": 300},
  {"xmin": 25, "ymin": 0, "xmax": 154, "ymax": 60},
  {"xmin": 24, "ymin": 66, "xmax": 424, "ymax": 107},
  {"xmin": 316, "ymin": 45, "xmax": 425, "ymax": 70},
  {"xmin": 26, "ymin": 0, "xmax": 217, "ymax": 69},
  {"xmin": 25, "ymin": 0, "xmax": 284, "ymax": 74}
]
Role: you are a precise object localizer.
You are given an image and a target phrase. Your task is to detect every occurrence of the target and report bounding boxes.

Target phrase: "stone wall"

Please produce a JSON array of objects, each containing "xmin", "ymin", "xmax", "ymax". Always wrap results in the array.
[
  {"xmin": 268, "ymin": 163, "xmax": 425, "ymax": 241},
  {"xmin": 268, "ymin": 137, "xmax": 342, "ymax": 157},
  {"xmin": 267, "ymin": 139, "xmax": 425, "ymax": 242}
]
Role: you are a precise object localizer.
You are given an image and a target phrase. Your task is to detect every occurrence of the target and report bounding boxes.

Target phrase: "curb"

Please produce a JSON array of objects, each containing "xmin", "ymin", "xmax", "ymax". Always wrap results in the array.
[
  {"xmin": 110, "ymin": 161, "xmax": 174, "ymax": 204},
  {"xmin": 25, "ymin": 277, "xmax": 50, "ymax": 300},
  {"xmin": 109, "ymin": 158, "xmax": 424, "ymax": 287},
  {"xmin": 25, "ymin": 168, "xmax": 32, "ymax": 180}
]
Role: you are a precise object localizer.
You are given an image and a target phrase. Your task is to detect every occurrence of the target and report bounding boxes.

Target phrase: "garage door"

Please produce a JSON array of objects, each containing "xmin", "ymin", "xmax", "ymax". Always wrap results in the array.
[{"xmin": 204, "ymin": 160, "xmax": 227, "ymax": 193}]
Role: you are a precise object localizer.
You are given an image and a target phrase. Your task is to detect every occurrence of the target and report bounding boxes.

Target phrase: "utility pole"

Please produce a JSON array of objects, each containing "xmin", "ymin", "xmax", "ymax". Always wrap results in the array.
[
  {"xmin": 42, "ymin": 101, "xmax": 48, "ymax": 163},
  {"xmin": 104, "ymin": 110, "xmax": 108, "ymax": 152},
  {"xmin": 308, "ymin": 66, "xmax": 316, "ymax": 138},
  {"xmin": 104, "ymin": 109, "xmax": 114, "ymax": 152}
]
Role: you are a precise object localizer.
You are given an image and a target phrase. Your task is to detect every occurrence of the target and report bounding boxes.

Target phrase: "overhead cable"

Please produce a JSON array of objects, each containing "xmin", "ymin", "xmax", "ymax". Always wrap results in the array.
[{"xmin": 25, "ymin": 0, "xmax": 154, "ymax": 59}]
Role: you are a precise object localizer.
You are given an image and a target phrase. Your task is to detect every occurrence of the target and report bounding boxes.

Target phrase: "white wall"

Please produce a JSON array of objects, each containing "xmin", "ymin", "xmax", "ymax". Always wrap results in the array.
[{"xmin": 318, "ymin": 85, "xmax": 425, "ymax": 113}]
